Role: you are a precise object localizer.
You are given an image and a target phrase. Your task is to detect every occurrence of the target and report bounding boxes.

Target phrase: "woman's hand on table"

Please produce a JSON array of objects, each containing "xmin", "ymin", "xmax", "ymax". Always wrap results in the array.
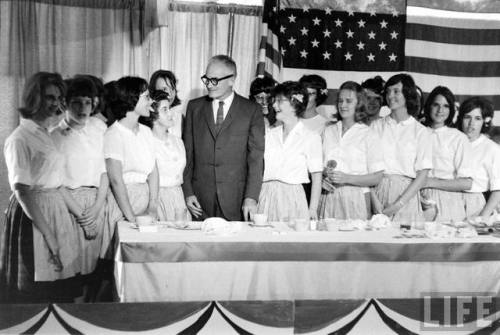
[
  {"xmin": 309, "ymin": 208, "xmax": 318, "ymax": 221},
  {"xmin": 382, "ymin": 201, "xmax": 404, "ymax": 217}
]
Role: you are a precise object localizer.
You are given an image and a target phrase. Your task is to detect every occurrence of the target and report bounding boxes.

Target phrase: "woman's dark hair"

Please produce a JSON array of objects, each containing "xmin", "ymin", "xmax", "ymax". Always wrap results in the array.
[
  {"xmin": 384, "ymin": 73, "xmax": 419, "ymax": 116},
  {"xmin": 272, "ymin": 81, "xmax": 309, "ymax": 118},
  {"xmin": 457, "ymin": 96, "xmax": 494, "ymax": 134},
  {"xmin": 250, "ymin": 77, "xmax": 277, "ymax": 126},
  {"xmin": 361, "ymin": 76, "xmax": 385, "ymax": 96},
  {"xmin": 66, "ymin": 76, "xmax": 98, "ymax": 103},
  {"xmin": 107, "ymin": 76, "xmax": 148, "ymax": 121},
  {"xmin": 299, "ymin": 74, "xmax": 328, "ymax": 106},
  {"xmin": 139, "ymin": 90, "xmax": 169, "ymax": 129},
  {"xmin": 19, "ymin": 72, "xmax": 66, "ymax": 119},
  {"xmin": 250, "ymin": 77, "xmax": 276, "ymax": 97},
  {"xmin": 103, "ymin": 80, "xmax": 118, "ymax": 126},
  {"xmin": 74, "ymin": 74, "xmax": 105, "ymax": 116},
  {"xmin": 422, "ymin": 86, "xmax": 456, "ymax": 127},
  {"xmin": 338, "ymin": 81, "xmax": 369, "ymax": 124},
  {"xmin": 149, "ymin": 70, "xmax": 180, "ymax": 108}
]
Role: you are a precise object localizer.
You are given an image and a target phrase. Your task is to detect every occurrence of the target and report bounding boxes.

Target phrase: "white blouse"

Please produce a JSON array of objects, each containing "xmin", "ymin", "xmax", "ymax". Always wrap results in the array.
[
  {"xmin": 4, "ymin": 119, "xmax": 64, "ymax": 190},
  {"xmin": 154, "ymin": 134, "xmax": 186, "ymax": 187},
  {"xmin": 466, "ymin": 135, "xmax": 500, "ymax": 193},
  {"xmin": 301, "ymin": 113, "xmax": 330, "ymax": 135},
  {"xmin": 428, "ymin": 126, "xmax": 472, "ymax": 180},
  {"xmin": 103, "ymin": 121, "xmax": 156, "ymax": 184},
  {"xmin": 263, "ymin": 121, "xmax": 323, "ymax": 184},
  {"xmin": 371, "ymin": 115, "xmax": 433, "ymax": 178},
  {"xmin": 323, "ymin": 122, "xmax": 385, "ymax": 174},
  {"xmin": 51, "ymin": 118, "xmax": 106, "ymax": 189}
]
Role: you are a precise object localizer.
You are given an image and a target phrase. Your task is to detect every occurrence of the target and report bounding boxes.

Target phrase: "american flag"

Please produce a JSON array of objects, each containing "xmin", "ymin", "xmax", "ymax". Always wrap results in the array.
[{"xmin": 258, "ymin": 0, "xmax": 500, "ymax": 122}]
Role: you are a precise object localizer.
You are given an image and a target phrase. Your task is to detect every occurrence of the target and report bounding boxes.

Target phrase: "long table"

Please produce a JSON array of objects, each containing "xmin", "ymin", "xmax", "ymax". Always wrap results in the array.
[{"xmin": 114, "ymin": 221, "xmax": 500, "ymax": 302}]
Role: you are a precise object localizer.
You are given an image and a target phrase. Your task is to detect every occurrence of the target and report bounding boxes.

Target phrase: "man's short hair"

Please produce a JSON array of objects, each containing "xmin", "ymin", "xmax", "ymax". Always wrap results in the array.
[{"xmin": 208, "ymin": 55, "xmax": 237, "ymax": 77}]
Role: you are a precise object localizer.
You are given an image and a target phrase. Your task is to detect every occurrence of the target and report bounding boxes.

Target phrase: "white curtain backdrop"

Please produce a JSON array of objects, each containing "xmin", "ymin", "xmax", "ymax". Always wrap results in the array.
[{"xmin": 0, "ymin": 0, "xmax": 262, "ymax": 212}]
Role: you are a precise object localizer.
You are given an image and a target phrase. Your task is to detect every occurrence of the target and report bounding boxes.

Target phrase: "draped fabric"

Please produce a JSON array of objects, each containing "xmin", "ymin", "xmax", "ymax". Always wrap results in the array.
[{"xmin": 0, "ymin": 0, "xmax": 262, "ymax": 212}]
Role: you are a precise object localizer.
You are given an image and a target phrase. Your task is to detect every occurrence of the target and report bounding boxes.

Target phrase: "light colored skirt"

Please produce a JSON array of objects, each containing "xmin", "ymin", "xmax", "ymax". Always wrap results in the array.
[
  {"xmin": 32, "ymin": 189, "xmax": 81, "ymax": 281},
  {"xmin": 257, "ymin": 181, "xmax": 309, "ymax": 221},
  {"xmin": 101, "ymin": 183, "xmax": 150, "ymax": 258},
  {"xmin": 157, "ymin": 186, "xmax": 191, "ymax": 221},
  {"xmin": 319, "ymin": 185, "xmax": 369, "ymax": 220},
  {"xmin": 420, "ymin": 188, "xmax": 466, "ymax": 222},
  {"xmin": 463, "ymin": 192, "xmax": 486, "ymax": 218},
  {"xmin": 375, "ymin": 174, "xmax": 424, "ymax": 222},
  {"xmin": 69, "ymin": 187, "xmax": 105, "ymax": 275}
]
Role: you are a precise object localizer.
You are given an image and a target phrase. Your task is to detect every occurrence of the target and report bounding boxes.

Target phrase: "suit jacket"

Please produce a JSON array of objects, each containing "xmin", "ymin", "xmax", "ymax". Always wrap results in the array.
[{"xmin": 182, "ymin": 93, "xmax": 265, "ymax": 220}]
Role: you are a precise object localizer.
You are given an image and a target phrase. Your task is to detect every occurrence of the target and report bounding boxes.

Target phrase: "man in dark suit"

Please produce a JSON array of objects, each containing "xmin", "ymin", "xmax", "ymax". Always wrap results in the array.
[{"xmin": 182, "ymin": 55, "xmax": 265, "ymax": 221}]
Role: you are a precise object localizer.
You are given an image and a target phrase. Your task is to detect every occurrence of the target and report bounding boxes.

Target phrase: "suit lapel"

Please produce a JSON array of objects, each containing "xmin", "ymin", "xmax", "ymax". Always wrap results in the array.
[{"xmin": 203, "ymin": 97, "xmax": 217, "ymax": 139}]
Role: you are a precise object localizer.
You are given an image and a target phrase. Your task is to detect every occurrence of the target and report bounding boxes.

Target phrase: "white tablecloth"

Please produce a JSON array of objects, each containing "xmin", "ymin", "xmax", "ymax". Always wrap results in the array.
[{"xmin": 114, "ymin": 221, "xmax": 500, "ymax": 302}]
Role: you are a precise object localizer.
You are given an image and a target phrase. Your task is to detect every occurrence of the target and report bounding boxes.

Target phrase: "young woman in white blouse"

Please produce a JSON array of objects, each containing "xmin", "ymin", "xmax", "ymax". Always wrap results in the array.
[
  {"xmin": 257, "ymin": 81, "xmax": 322, "ymax": 221},
  {"xmin": 140, "ymin": 90, "xmax": 190, "ymax": 221},
  {"xmin": 419, "ymin": 86, "xmax": 472, "ymax": 222},
  {"xmin": 457, "ymin": 97, "xmax": 500, "ymax": 218},
  {"xmin": 2, "ymin": 72, "xmax": 82, "ymax": 302},
  {"xmin": 103, "ymin": 77, "xmax": 159, "ymax": 243},
  {"xmin": 371, "ymin": 74, "xmax": 433, "ymax": 222},
  {"xmin": 51, "ymin": 77, "xmax": 109, "ymax": 300},
  {"xmin": 321, "ymin": 81, "xmax": 384, "ymax": 219}
]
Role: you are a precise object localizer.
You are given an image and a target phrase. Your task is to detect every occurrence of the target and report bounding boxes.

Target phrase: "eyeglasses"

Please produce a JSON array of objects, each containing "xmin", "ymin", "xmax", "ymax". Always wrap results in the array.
[{"xmin": 201, "ymin": 74, "xmax": 234, "ymax": 86}]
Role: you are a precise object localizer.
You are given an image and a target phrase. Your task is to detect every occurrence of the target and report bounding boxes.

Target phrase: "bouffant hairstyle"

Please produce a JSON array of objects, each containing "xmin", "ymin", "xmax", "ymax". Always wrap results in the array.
[
  {"xmin": 148, "ymin": 70, "xmax": 181, "ymax": 108},
  {"xmin": 338, "ymin": 81, "xmax": 369, "ymax": 124},
  {"xmin": 384, "ymin": 73, "xmax": 419, "ymax": 116},
  {"xmin": 361, "ymin": 75, "xmax": 385, "ymax": 96},
  {"xmin": 272, "ymin": 81, "xmax": 309, "ymax": 118},
  {"xmin": 107, "ymin": 76, "xmax": 148, "ymax": 121},
  {"xmin": 74, "ymin": 74, "xmax": 104, "ymax": 116},
  {"xmin": 457, "ymin": 96, "xmax": 494, "ymax": 134},
  {"xmin": 422, "ymin": 86, "xmax": 456, "ymax": 127},
  {"xmin": 66, "ymin": 76, "xmax": 98, "ymax": 102},
  {"xmin": 250, "ymin": 77, "xmax": 276, "ymax": 97},
  {"xmin": 299, "ymin": 74, "xmax": 328, "ymax": 106},
  {"xmin": 19, "ymin": 72, "xmax": 66, "ymax": 119},
  {"xmin": 139, "ymin": 90, "xmax": 170, "ymax": 129}
]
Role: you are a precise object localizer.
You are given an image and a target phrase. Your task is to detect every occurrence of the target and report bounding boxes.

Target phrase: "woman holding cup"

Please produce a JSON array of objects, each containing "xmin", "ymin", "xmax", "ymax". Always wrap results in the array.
[
  {"xmin": 139, "ymin": 90, "xmax": 191, "ymax": 223},
  {"xmin": 257, "ymin": 81, "xmax": 323, "ymax": 222},
  {"xmin": 320, "ymin": 81, "xmax": 384, "ymax": 219}
]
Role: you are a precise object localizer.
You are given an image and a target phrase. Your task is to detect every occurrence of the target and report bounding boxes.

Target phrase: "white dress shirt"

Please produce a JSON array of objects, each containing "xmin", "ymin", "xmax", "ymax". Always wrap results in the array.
[
  {"xmin": 154, "ymin": 134, "xmax": 186, "ymax": 187},
  {"xmin": 371, "ymin": 115, "xmax": 433, "ymax": 178},
  {"xmin": 263, "ymin": 121, "xmax": 323, "ymax": 184},
  {"xmin": 466, "ymin": 135, "xmax": 500, "ymax": 193},
  {"xmin": 212, "ymin": 92, "xmax": 235, "ymax": 123},
  {"xmin": 51, "ymin": 117, "xmax": 106, "ymax": 189},
  {"xmin": 428, "ymin": 126, "xmax": 473, "ymax": 180},
  {"xmin": 323, "ymin": 122, "xmax": 385, "ymax": 174},
  {"xmin": 4, "ymin": 119, "xmax": 64, "ymax": 190},
  {"xmin": 103, "ymin": 121, "xmax": 156, "ymax": 184}
]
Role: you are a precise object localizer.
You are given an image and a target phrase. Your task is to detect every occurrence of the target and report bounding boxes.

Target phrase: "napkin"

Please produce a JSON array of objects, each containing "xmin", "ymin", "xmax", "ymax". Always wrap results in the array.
[
  {"xmin": 202, "ymin": 217, "xmax": 242, "ymax": 235},
  {"xmin": 368, "ymin": 214, "xmax": 391, "ymax": 229}
]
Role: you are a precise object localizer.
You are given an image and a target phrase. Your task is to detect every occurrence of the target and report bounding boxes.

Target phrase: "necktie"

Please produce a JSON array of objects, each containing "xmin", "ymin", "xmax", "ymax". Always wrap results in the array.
[{"xmin": 215, "ymin": 101, "xmax": 224, "ymax": 131}]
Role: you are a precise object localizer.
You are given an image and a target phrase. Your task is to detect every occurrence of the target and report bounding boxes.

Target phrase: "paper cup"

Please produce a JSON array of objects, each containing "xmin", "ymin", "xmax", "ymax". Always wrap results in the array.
[{"xmin": 253, "ymin": 213, "xmax": 268, "ymax": 226}]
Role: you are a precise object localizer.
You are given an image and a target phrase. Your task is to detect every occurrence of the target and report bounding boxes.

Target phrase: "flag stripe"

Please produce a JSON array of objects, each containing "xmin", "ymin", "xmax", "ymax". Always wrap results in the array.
[
  {"xmin": 405, "ymin": 56, "xmax": 500, "ymax": 77},
  {"xmin": 281, "ymin": 67, "xmax": 500, "ymax": 96},
  {"xmin": 407, "ymin": 6, "xmax": 500, "ymax": 29},
  {"xmin": 407, "ymin": 0, "xmax": 500, "ymax": 14},
  {"xmin": 406, "ymin": 23, "xmax": 500, "ymax": 45},
  {"xmin": 405, "ymin": 39, "xmax": 500, "ymax": 62}
]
